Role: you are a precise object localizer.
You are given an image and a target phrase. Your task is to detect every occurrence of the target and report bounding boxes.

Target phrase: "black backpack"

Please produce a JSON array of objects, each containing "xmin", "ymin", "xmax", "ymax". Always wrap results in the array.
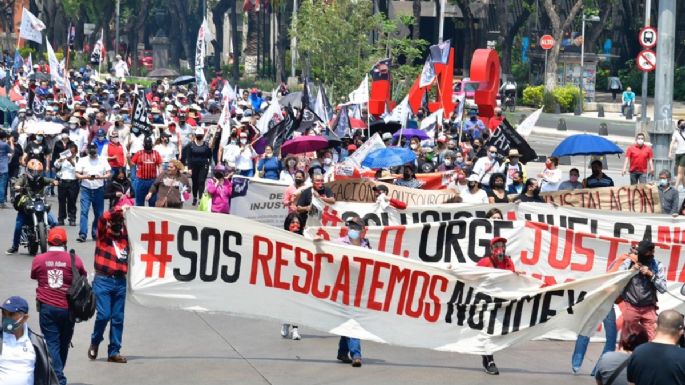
[{"xmin": 66, "ymin": 249, "xmax": 96, "ymax": 322}]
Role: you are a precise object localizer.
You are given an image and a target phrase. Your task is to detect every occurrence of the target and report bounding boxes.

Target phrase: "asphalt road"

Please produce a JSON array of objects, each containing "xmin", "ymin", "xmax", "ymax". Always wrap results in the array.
[
  {"xmin": 535, "ymin": 113, "xmax": 637, "ymax": 137},
  {"xmin": 0, "ymin": 129, "xmax": 624, "ymax": 385}
]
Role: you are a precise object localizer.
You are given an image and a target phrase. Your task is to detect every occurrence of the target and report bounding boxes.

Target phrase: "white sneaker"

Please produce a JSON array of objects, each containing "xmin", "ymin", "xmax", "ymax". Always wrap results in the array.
[
  {"xmin": 291, "ymin": 327, "xmax": 301, "ymax": 340},
  {"xmin": 280, "ymin": 324, "xmax": 290, "ymax": 338}
]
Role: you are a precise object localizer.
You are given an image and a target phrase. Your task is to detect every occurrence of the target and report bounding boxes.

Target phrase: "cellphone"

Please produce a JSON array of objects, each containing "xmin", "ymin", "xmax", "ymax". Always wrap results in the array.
[{"xmin": 90, "ymin": 175, "xmax": 96, "ymax": 179}]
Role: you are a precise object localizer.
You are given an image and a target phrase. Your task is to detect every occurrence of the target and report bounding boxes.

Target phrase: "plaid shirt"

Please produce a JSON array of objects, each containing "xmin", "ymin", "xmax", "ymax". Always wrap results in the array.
[{"xmin": 94, "ymin": 210, "xmax": 129, "ymax": 276}]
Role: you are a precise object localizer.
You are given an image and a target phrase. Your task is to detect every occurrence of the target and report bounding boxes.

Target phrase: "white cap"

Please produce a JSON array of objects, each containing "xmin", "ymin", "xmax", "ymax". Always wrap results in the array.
[
  {"xmin": 467, "ymin": 174, "xmax": 480, "ymax": 182},
  {"xmin": 195, "ymin": 127, "xmax": 204, "ymax": 136}
]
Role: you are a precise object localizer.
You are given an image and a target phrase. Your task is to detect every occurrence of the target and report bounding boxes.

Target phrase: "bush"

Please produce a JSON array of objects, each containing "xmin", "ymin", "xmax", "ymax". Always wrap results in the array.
[
  {"xmin": 552, "ymin": 85, "xmax": 580, "ymax": 112},
  {"xmin": 542, "ymin": 91, "xmax": 556, "ymax": 113},
  {"xmin": 522, "ymin": 85, "xmax": 544, "ymax": 107}
]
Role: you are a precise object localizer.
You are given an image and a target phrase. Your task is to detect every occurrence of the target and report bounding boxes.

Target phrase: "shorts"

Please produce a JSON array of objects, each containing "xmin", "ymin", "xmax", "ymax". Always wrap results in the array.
[{"xmin": 676, "ymin": 153, "xmax": 685, "ymax": 168}]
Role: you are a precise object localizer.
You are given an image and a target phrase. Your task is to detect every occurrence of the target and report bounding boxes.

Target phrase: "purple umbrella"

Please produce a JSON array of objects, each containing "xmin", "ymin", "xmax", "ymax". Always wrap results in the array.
[
  {"xmin": 392, "ymin": 128, "xmax": 430, "ymax": 141},
  {"xmin": 281, "ymin": 135, "xmax": 330, "ymax": 155}
]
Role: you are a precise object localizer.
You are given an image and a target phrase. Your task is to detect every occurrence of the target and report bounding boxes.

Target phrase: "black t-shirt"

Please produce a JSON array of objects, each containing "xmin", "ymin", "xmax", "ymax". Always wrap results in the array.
[
  {"xmin": 296, "ymin": 186, "xmax": 333, "ymax": 207},
  {"xmin": 24, "ymin": 141, "xmax": 49, "ymax": 166},
  {"xmin": 185, "ymin": 142, "xmax": 212, "ymax": 167},
  {"xmin": 627, "ymin": 342, "xmax": 685, "ymax": 385},
  {"xmin": 487, "ymin": 189, "xmax": 509, "ymax": 203}
]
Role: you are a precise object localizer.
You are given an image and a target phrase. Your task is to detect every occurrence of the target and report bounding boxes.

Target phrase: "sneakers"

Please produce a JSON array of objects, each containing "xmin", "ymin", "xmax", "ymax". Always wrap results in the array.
[
  {"xmin": 76, "ymin": 234, "xmax": 87, "ymax": 242},
  {"xmin": 291, "ymin": 327, "xmax": 301, "ymax": 340},
  {"xmin": 352, "ymin": 358, "xmax": 362, "ymax": 367},
  {"xmin": 280, "ymin": 324, "xmax": 290, "ymax": 338},
  {"xmin": 88, "ymin": 344, "xmax": 98, "ymax": 360},
  {"xmin": 483, "ymin": 358, "xmax": 499, "ymax": 375},
  {"xmin": 337, "ymin": 354, "xmax": 352, "ymax": 364},
  {"xmin": 5, "ymin": 246, "xmax": 17, "ymax": 254}
]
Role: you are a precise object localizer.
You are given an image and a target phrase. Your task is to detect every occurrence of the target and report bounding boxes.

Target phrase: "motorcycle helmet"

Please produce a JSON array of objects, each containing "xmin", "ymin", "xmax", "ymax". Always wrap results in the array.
[{"xmin": 27, "ymin": 159, "xmax": 44, "ymax": 182}]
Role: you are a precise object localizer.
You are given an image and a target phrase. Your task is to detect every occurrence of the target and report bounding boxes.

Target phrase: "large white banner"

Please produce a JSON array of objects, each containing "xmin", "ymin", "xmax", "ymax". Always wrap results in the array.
[
  {"xmin": 126, "ymin": 208, "xmax": 633, "ymax": 355},
  {"xmin": 19, "ymin": 8, "xmax": 45, "ymax": 44},
  {"xmin": 230, "ymin": 176, "xmax": 289, "ymax": 227}
]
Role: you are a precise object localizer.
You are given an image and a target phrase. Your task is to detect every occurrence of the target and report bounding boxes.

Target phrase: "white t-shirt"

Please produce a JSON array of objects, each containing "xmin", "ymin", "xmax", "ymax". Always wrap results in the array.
[
  {"xmin": 154, "ymin": 143, "xmax": 177, "ymax": 163},
  {"xmin": 235, "ymin": 146, "xmax": 256, "ymax": 171},
  {"xmin": 540, "ymin": 168, "xmax": 562, "ymax": 192},
  {"xmin": 68, "ymin": 128, "xmax": 89, "ymax": 153},
  {"xmin": 128, "ymin": 134, "xmax": 145, "ymax": 155},
  {"xmin": 76, "ymin": 156, "xmax": 111, "ymax": 189},
  {"xmin": 460, "ymin": 188, "xmax": 489, "ymax": 203},
  {"xmin": 55, "ymin": 155, "xmax": 79, "ymax": 180},
  {"xmin": 672, "ymin": 130, "xmax": 685, "ymax": 155},
  {"xmin": 221, "ymin": 144, "xmax": 240, "ymax": 167},
  {"xmin": 472, "ymin": 156, "xmax": 500, "ymax": 186},
  {"xmin": 0, "ymin": 328, "xmax": 36, "ymax": 385}
]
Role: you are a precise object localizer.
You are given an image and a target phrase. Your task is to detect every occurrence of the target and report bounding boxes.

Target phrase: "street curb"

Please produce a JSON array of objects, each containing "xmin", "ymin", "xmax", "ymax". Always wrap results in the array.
[{"xmin": 530, "ymin": 126, "xmax": 635, "ymax": 146}]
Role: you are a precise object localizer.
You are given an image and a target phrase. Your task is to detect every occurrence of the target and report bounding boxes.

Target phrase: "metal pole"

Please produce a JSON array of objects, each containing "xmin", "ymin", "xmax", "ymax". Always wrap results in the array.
[
  {"xmin": 290, "ymin": 0, "xmax": 297, "ymax": 78},
  {"xmin": 115, "ymin": 0, "xmax": 120, "ymax": 56},
  {"xmin": 579, "ymin": 13, "xmax": 585, "ymax": 113},
  {"xmin": 641, "ymin": 0, "xmax": 652, "ymax": 125},
  {"xmin": 544, "ymin": 49, "xmax": 548, "ymax": 86},
  {"xmin": 438, "ymin": 0, "xmax": 445, "ymax": 43}
]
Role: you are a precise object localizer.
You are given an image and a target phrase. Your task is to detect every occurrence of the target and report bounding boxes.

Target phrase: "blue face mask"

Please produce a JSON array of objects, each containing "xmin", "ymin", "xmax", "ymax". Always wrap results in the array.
[
  {"xmin": 2, "ymin": 316, "xmax": 23, "ymax": 333},
  {"xmin": 348, "ymin": 229, "xmax": 361, "ymax": 240}
]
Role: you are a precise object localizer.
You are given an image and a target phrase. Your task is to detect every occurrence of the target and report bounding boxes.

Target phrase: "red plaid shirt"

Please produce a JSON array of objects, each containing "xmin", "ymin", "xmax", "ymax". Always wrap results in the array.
[
  {"xmin": 94, "ymin": 210, "xmax": 129, "ymax": 276},
  {"xmin": 131, "ymin": 150, "xmax": 161, "ymax": 180}
]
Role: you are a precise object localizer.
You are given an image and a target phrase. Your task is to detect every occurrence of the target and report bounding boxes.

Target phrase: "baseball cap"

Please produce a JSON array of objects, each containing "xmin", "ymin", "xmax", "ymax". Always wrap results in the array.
[
  {"xmin": 382, "ymin": 132, "xmax": 392, "ymax": 141},
  {"xmin": 346, "ymin": 216, "xmax": 365, "ymax": 229},
  {"xmin": 87, "ymin": 143, "xmax": 97, "ymax": 151},
  {"xmin": 1, "ymin": 296, "xmax": 29, "ymax": 313},
  {"xmin": 637, "ymin": 239, "xmax": 655, "ymax": 255},
  {"xmin": 467, "ymin": 174, "xmax": 480, "ymax": 182},
  {"xmin": 195, "ymin": 128, "xmax": 204, "ymax": 136},
  {"xmin": 47, "ymin": 227, "xmax": 68, "ymax": 246},
  {"xmin": 490, "ymin": 236, "xmax": 507, "ymax": 246},
  {"xmin": 372, "ymin": 184, "xmax": 389, "ymax": 194}
]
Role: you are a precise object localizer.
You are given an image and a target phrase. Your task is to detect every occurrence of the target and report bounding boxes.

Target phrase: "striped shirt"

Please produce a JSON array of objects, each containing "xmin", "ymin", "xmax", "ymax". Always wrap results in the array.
[
  {"xmin": 131, "ymin": 150, "xmax": 161, "ymax": 180},
  {"xmin": 93, "ymin": 210, "xmax": 129, "ymax": 276}
]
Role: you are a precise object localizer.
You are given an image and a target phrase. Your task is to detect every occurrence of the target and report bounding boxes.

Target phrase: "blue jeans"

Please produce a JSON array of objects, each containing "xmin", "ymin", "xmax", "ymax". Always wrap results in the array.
[
  {"xmin": 0, "ymin": 172, "xmax": 8, "ymax": 204},
  {"xmin": 39, "ymin": 304, "xmax": 74, "ymax": 385},
  {"xmin": 129, "ymin": 165, "xmax": 137, "ymax": 186},
  {"xmin": 239, "ymin": 169, "xmax": 254, "ymax": 177},
  {"xmin": 338, "ymin": 336, "xmax": 361, "ymax": 359},
  {"xmin": 572, "ymin": 307, "xmax": 617, "ymax": 373},
  {"xmin": 135, "ymin": 178, "xmax": 156, "ymax": 206},
  {"xmin": 12, "ymin": 211, "xmax": 57, "ymax": 248},
  {"xmin": 91, "ymin": 275, "xmax": 127, "ymax": 357},
  {"xmin": 79, "ymin": 186, "xmax": 104, "ymax": 239}
]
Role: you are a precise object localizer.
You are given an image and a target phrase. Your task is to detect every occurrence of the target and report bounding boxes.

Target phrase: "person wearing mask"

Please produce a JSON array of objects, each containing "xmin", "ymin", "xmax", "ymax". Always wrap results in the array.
[
  {"xmin": 462, "ymin": 174, "xmax": 489, "ymax": 203},
  {"xmin": 67, "ymin": 117, "xmax": 88, "ymax": 155},
  {"xmin": 472, "ymin": 146, "xmax": 501, "ymax": 188},
  {"xmin": 449, "ymin": 170, "xmax": 469, "ymax": 194},
  {"xmin": 165, "ymin": 122, "xmax": 183, "ymax": 157},
  {"xmin": 619, "ymin": 239, "xmax": 667, "ymax": 341},
  {"xmin": 497, "ymin": 149, "xmax": 526, "ymax": 190},
  {"xmin": 75, "ymin": 143, "xmax": 111, "ymax": 242},
  {"xmin": 506, "ymin": 170, "xmax": 524, "ymax": 195},
  {"xmin": 8, "ymin": 131, "xmax": 23, "ymax": 182},
  {"xmin": 463, "ymin": 110, "xmax": 486, "ymax": 140},
  {"xmin": 487, "ymin": 108, "xmax": 505, "ymax": 133},
  {"xmin": 126, "ymin": 125, "xmax": 146, "ymax": 187},
  {"xmin": 517, "ymin": 178, "xmax": 544, "ymax": 203},
  {"xmin": 257, "ymin": 145, "xmax": 282, "ymax": 180},
  {"xmin": 372, "ymin": 184, "xmax": 407, "ymax": 210},
  {"xmin": 657, "ymin": 170, "xmax": 679, "ymax": 215},
  {"xmin": 100, "ymin": 131, "xmax": 126, "ymax": 177},
  {"xmin": 408, "ymin": 137, "xmax": 422, "ymax": 156},
  {"xmin": 538, "ymin": 157, "xmax": 562, "ymax": 192},
  {"xmin": 206, "ymin": 164, "xmax": 233, "ymax": 214},
  {"xmin": 89, "ymin": 112, "xmax": 112, "ymax": 143},
  {"xmin": 475, "ymin": 237, "xmax": 520, "ymax": 375},
  {"xmin": 607, "ymin": 75, "xmax": 623, "ymax": 102},
  {"xmin": 332, "ymin": 216, "xmax": 368, "ymax": 367},
  {"xmin": 0, "ymin": 295, "xmax": 59, "ymax": 385},
  {"xmin": 0, "ymin": 130, "xmax": 11, "ymax": 209},
  {"xmin": 130, "ymin": 136, "xmax": 162, "ymax": 207},
  {"xmin": 153, "ymin": 133, "xmax": 177, "ymax": 171},
  {"xmin": 91, "ymin": 128, "xmax": 109, "ymax": 156},
  {"xmin": 620, "ymin": 86, "xmax": 635, "ymax": 116},
  {"xmin": 279, "ymin": 156, "xmax": 300, "ymax": 185},
  {"xmin": 584, "ymin": 160, "xmax": 614, "ymax": 188},
  {"xmin": 145, "ymin": 160, "xmax": 190, "ymax": 208},
  {"xmin": 558, "ymin": 168, "xmax": 583, "ymax": 190},
  {"xmin": 280, "ymin": 212, "xmax": 304, "ymax": 341},
  {"xmin": 107, "ymin": 117, "xmax": 129, "ymax": 146},
  {"xmin": 23, "ymin": 131, "xmax": 50, "ymax": 168},
  {"xmin": 296, "ymin": 170, "xmax": 335, "ymax": 224},
  {"xmin": 437, "ymin": 151, "xmax": 457, "ymax": 172},
  {"xmin": 594, "ymin": 330, "xmax": 648, "ymax": 385},
  {"xmin": 113, "ymin": 54, "xmax": 129, "ymax": 79},
  {"xmin": 669, "ymin": 119, "xmax": 685, "ymax": 190},
  {"xmin": 283, "ymin": 170, "xmax": 306, "ymax": 213},
  {"xmin": 487, "ymin": 173, "xmax": 509, "ymax": 203},
  {"xmin": 51, "ymin": 130, "xmax": 72, "ymax": 174},
  {"xmin": 88, "ymin": 208, "xmax": 130, "ymax": 364},
  {"xmin": 622, "ymin": 133, "xmax": 654, "ymax": 185},
  {"xmin": 394, "ymin": 165, "xmax": 423, "ymax": 189},
  {"xmin": 182, "ymin": 128, "xmax": 213, "ymax": 205},
  {"xmin": 30, "ymin": 227, "xmax": 87, "ymax": 385},
  {"xmin": 104, "ymin": 168, "xmax": 134, "ymax": 209},
  {"xmin": 54, "ymin": 143, "xmax": 79, "ymax": 226},
  {"xmin": 626, "ymin": 310, "xmax": 685, "ymax": 384},
  {"xmin": 318, "ymin": 149, "xmax": 335, "ymax": 175},
  {"xmin": 235, "ymin": 132, "xmax": 257, "ymax": 177}
]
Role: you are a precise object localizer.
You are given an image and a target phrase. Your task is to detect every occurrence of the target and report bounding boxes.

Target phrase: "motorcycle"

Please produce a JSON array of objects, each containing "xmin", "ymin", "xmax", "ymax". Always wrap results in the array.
[{"xmin": 18, "ymin": 187, "xmax": 51, "ymax": 255}]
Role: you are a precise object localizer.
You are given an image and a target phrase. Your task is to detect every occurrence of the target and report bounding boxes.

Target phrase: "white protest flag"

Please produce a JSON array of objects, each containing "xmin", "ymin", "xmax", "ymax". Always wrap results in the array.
[
  {"xmin": 418, "ymin": 59, "xmax": 436, "ymax": 88},
  {"xmin": 256, "ymin": 90, "xmax": 281, "ymax": 134},
  {"xmin": 348, "ymin": 74, "xmax": 369, "ymax": 104},
  {"xmin": 195, "ymin": 20, "xmax": 209, "ymax": 99},
  {"xmin": 19, "ymin": 8, "xmax": 46, "ymax": 44},
  {"xmin": 420, "ymin": 107, "xmax": 443, "ymax": 138},
  {"xmin": 516, "ymin": 108, "xmax": 542, "ymax": 137},
  {"xmin": 23, "ymin": 52, "xmax": 33, "ymax": 75},
  {"xmin": 126, "ymin": 207, "xmax": 633, "ymax": 355},
  {"xmin": 384, "ymin": 95, "xmax": 411, "ymax": 129},
  {"xmin": 45, "ymin": 38, "xmax": 72, "ymax": 100},
  {"xmin": 217, "ymin": 87, "xmax": 233, "ymax": 130}
]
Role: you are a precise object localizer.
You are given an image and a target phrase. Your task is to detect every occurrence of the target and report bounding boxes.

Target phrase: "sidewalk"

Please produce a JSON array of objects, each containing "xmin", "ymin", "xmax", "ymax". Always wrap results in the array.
[{"xmin": 529, "ymin": 125, "xmax": 635, "ymax": 146}]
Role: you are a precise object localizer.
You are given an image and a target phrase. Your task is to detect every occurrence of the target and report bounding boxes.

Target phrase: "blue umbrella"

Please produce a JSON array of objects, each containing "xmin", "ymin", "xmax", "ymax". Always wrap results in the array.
[
  {"xmin": 361, "ymin": 147, "xmax": 417, "ymax": 169},
  {"xmin": 551, "ymin": 134, "xmax": 624, "ymax": 157},
  {"xmin": 392, "ymin": 128, "xmax": 430, "ymax": 141}
]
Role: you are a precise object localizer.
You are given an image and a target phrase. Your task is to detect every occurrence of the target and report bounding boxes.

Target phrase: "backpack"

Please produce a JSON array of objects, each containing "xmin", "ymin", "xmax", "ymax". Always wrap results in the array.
[{"xmin": 66, "ymin": 249, "xmax": 97, "ymax": 322}]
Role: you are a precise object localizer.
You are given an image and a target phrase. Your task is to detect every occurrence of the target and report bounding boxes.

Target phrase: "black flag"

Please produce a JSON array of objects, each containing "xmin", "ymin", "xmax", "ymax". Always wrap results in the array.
[
  {"xmin": 131, "ymin": 91, "xmax": 151, "ymax": 134},
  {"xmin": 257, "ymin": 107, "xmax": 296, "ymax": 153},
  {"xmin": 486, "ymin": 118, "xmax": 537, "ymax": 164},
  {"xmin": 332, "ymin": 105, "xmax": 351, "ymax": 138},
  {"xmin": 293, "ymin": 78, "xmax": 322, "ymax": 133}
]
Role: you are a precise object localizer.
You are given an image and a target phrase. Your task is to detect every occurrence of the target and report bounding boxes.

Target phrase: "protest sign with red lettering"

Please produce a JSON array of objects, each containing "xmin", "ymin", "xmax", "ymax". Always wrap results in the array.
[
  {"xmin": 126, "ymin": 208, "xmax": 631, "ymax": 355},
  {"xmin": 326, "ymin": 179, "xmax": 459, "ymax": 205},
  {"xmin": 540, "ymin": 184, "xmax": 661, "ymax": 213}
]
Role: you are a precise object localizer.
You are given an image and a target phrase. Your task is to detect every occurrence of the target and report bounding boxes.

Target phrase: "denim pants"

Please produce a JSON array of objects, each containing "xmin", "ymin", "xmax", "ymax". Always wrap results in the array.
[
  {"xmin": 79, "ymin": 186, "xmax": 104, "ymax": 239},
  {"xmin": 629, "ymin": 172, "xmax": 647, "ymax": 185},
  {"xmin": 135, "ymin": 178, "xmax": 156, "ymax": 206},
  {"xmin": 338, "ymin": 336, "xmax": 361, "ymax": 359},
  {"xmin": 571, "ymin": 307, "xmax": 617, "ymax": 372},
  {"xmin": 91, "ymin": 275, "xmax": 127, "ymax": 357},
  {"xmin": 129, "ymin": 165, "xmax": 137, "ymax": 185},
  {"xmin": 238, "ymin": 169, "xmax": 254, "ymax": 177},
  {"xmin": 39, "ymin": 303, "xmax": 74, "ymax": 385},
  {"xmin": 0, "ymin": 172, "xmax": 8, "ymax": 204},
  {"xmin": 12, "ymin": 211, "xmax": 57, "ymax": 248}
]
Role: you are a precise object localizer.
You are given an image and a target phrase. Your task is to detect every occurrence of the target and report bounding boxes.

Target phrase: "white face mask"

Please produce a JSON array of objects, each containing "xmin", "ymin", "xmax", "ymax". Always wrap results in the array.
[
  {"xmin": 323, "ymin": 158, "xmax": 332, "ymax": 166},
  {"xmin": 111, "ymin": 137, "xmax": 119, "ymax": 143},
  {"xmin": 240, "ymin": 138, "xmax": 247, "ymax": 145},
  {"xmin": 410, "ymin": 144, "xmax": 418, "ymax": 150},
  {"xmin": 637, "ymin": 139, "xmax": 644, "ymax": 146},
  {"xmin": 444, "ymin": 159, "xmax": 452, "ymax": 166}
]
